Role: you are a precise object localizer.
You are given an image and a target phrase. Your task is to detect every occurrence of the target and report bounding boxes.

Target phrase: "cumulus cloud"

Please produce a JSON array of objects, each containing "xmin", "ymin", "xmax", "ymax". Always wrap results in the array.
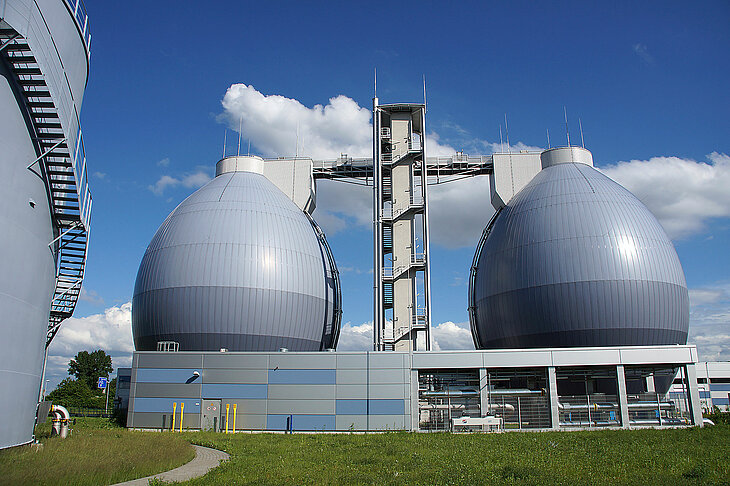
[
  {"xmin": 431, "ymin": 321, "xmax": 475, "ymax": 351},
  {"xmin": 336, "ymin": 321, "xmax": 373, "ymax": 351},
  {"xmin": 688, "ymin": 282, "xmax": 730, "ymax": 362},
  {"xmin": 601, "ymin": 152, "xmax": 730, "ymax": 239},
  {"xmin": 336, "ymin": 320, "xmax": 474, "ymax": 351},
  {"xmin": 428, "ymin": 176, "xmax": 493, "ymax": 248},
  {"xmin": 46, "ymin": 302, "xmax": 134, "ymax": 390},
  {"xmin": 148, "ymin": 170, "xmax": 212, "ymax": 196},
  {"xmin": 157, "ymin": 157, "xmax": 170, "ymax": 167},
  {"xmin": 221, "ymin": 84, "xmax": 372, "ymax": 159}
]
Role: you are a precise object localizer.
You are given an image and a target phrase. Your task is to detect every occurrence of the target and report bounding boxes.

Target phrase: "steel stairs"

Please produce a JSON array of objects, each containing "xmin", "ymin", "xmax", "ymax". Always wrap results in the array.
[{"xmin": 1, "ymin": 25, "xmax": 92, "ymax": 347}]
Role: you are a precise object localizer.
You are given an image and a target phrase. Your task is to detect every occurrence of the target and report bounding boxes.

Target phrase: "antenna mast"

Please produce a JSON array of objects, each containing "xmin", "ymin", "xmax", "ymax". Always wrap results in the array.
[
  {"xmin": 563, "ymin": 106, "xmax": 571, "ymax": 147},
  {"xmin": 579, "ymin": 118, "xmax": 585, "ymax": 148}
]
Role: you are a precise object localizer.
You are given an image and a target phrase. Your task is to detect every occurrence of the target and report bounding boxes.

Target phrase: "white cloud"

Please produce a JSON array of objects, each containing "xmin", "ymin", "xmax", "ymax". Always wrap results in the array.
[
  {"xmin": 46, "ymin": 302, "xmax": 134, "ymax": 390},
  {"xmin": 633, "ymin": 43, "xmax": 654, "ymax": 64},
  {"xmin": 336, "ymin": 321, "xmax": 373, "ymax": 351},
  {"xmin": 336, "ymin": 320, "xmax": 475, "ymax": 351},
  {"xmin": 157, "ymin": 157, "xmax": 170, "ymax": 167},
  {"xmin": 148, "ymin": 170, "xmax": 212, "ymax": 196},
  {"xmin": 428, "ymin": 176, "xmax": 493, "ymax": 248},
  {"xmin": 600, "ymin": 152, "xmax": 730, "ymax": 239},
  {"xmin": 688, "ymin": 282, "xmax": 730, "ymax": 362},
  {"xmin": 221, "ymin": 84, "xmax": 372, "ymax": 159},
  {"xmin": 431, "ymin": 321, "xmax": 475, "ymax": 351},
  {"xmin": 79, "ymin": 288, "xmax": 104, "ymax": 306},
  {"xmin": 92, "ymin": 171, "xmax": 107, "ymax": 180}
]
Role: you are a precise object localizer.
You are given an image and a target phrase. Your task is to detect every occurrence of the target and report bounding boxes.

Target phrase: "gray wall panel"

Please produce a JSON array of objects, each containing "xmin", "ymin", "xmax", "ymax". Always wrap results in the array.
[
  {"xmin": 368, "ymin": 415, "xmax": 406, "ymax": 430},
  {"xmin": 336, "ymin": 369, "xmax": 368, "ymax": 384},
  {"xmin": 335, "ymin": 415, "xmax": 369, "ymax": 430},
  {"xmin": 335, "ymin": 353, "xmax": 368, "ymax": 369},
  {"xmin": 137, "ymin": 353, "xmax": 203, "ymax": 369},
  {"xmin": 221, "ymin": 400, "xmax": 268, "ymax": 414},
  {"xmin": 335, "ymin": 384, "xmax": 368, "ymax": 399},
  {"xmin": 203, "ymin": 354, "xmax": 269, "ymax": 369},
  {"xmin": 233, "ymin": 414, "xmax": 267, "ymax": 430},
  {"xmin": 367, "ymin": 384, "xmax": 407, "ymax": 399},
  {"xmin": 267, "ymin": 399, "xmax": 335, "ymax": 414},
  {"xmin": 368, "ymin": 369, "xmax": 408, "ymax": 384},
  {"xmin": 203, "ymin": 369, "xmax": 268, "ymax": 384},
  {"xmin": 130, "ymin": 412, "xmax": 201, "ymax": 430},
  {"xmin": 270, "ymin": 354, "xmax": 337, "ymax": 370}
]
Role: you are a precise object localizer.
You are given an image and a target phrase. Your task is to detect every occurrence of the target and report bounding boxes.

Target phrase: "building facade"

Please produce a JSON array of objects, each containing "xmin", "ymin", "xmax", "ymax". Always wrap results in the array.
[{"xmin": 127, "ymin": 345, "xmax": 703, "ymax": 432}]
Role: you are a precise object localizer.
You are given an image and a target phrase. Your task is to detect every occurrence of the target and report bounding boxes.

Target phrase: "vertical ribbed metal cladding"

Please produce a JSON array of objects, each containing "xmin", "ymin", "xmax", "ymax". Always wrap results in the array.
[
  {"xmin": 470, "ymin": 161, "xmax": 689, "ymax": 349},
  {"xmin": 132, "ymin": 170, "xmax": 340, "ymax": 352}
]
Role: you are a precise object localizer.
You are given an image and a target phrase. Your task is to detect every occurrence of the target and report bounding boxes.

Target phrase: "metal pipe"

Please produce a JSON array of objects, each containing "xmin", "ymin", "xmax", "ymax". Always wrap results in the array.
[{"xmin": 50, "ymin": 405, "xmax": 70, "ymax": 438}]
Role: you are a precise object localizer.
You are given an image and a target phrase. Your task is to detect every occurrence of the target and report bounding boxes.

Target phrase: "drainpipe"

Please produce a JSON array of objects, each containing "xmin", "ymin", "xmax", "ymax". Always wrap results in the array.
[{"xmin": 50, "ymin": 404, "xmax": 70, "ymax": 438}]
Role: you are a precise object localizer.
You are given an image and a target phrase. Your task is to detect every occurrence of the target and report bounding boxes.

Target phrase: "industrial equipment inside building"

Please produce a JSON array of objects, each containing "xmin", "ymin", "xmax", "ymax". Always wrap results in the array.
[{"xmin": 123, "ymin": 102, "xmax": 705, "ymax": 432}]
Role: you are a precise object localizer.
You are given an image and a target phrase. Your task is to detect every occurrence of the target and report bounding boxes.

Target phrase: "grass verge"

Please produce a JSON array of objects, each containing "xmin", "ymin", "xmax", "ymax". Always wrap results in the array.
[
  {"xmin": 0, "ymin": 418, "xmax": 195, "ymax": 486},
  {"xmin": 182, "ymin": 426, "xmax": 730, "ymax": 485}
]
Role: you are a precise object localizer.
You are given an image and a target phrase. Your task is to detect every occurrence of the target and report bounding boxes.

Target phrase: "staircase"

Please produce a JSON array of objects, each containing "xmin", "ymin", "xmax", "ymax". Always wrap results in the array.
[{"xmin": 1, "ymin": 25, "xmax": 92, "ymax": 347}]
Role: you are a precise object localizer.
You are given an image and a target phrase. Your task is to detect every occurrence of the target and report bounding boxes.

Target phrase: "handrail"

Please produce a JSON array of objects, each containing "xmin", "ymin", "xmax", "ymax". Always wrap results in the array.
[{"xmin": 63, "ymin": 0, "xmax": 92, "ymax": 54}]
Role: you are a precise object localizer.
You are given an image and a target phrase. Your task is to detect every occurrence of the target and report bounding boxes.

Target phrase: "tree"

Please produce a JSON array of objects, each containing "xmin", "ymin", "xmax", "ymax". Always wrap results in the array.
[
  {"xmin": 46, "ymin": 378, "xmax": 97, "ymax": 408},
  {"xmin": 68, "ymin": 349, "xmax": 113, "ymax": 390}
]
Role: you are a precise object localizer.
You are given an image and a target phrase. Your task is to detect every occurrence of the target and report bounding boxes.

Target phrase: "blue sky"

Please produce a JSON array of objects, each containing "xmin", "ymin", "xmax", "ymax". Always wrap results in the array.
[{"xmin": 46, "ymin": 1, "xmax": 730, "ymax": 388}]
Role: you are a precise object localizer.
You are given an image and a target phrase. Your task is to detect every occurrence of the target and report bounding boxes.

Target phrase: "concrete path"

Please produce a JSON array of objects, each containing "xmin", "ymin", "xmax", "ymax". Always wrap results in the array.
[{"xmin": 112, "ymin": 445, "xmax": 229, "ymax": 485}]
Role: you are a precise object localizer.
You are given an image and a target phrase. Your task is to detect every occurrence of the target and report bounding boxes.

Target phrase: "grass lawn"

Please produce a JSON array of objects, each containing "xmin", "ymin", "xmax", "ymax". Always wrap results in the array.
[
  {"xmin": 2, "ymin": 420, "xmax": 728, "ymax": 485},
  {"xmin": 0, "ymin": 418, "xmax": 194, "ymax": 486},
  {"xmin": 184, "ymin": 426, "xmax": 730, "ymax": 485}
]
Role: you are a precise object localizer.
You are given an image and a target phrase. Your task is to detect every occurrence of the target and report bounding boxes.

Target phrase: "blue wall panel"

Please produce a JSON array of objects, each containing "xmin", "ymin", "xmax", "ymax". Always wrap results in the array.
[
  {"xmin": 136, "ymin": 368, "xmax": 200, "ymax": 383},
  {"xmin": 710, "ymin": 384, "xmax": 730, "ymax": 392},
  {"xmin": 267, "ymin": 414, "xmax": 336, "ymax": 431},
  {"xmin": 134, "ymin": 397, "xmax": 200, "ymax": 413},
  {"xmin": 369, "ymin": 399, "xmax": 405, "ymax": 415},
  {"xmin": 336, "ymin": 399, "xmax": 367, "ymax": 415},
  {"xmin": 201, "ymin": 383, "xmax": 267, "ymax": 399},
  {"xmin": 268, "ymin": 369, "xmax": 335, "ymax": 384}
]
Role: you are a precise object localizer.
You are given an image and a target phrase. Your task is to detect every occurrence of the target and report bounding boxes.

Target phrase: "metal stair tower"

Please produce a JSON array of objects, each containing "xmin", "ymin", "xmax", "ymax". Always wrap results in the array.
[{"xmin": 373, "ymin": 100, "xmax": 431, "ymax": 351}]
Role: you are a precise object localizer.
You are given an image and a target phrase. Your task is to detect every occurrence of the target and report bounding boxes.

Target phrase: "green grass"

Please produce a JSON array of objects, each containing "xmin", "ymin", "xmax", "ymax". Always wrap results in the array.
[
  {"xmin": 0, "ymin": 418, "xmax": 195, "ymax": 486},
  {"xmin": 181, "ymin": 426, "xmax": 730, "ymax": 485},
  {"xmin": 3, "ymin": 420, "xmax": 729, "ymax": 485}
]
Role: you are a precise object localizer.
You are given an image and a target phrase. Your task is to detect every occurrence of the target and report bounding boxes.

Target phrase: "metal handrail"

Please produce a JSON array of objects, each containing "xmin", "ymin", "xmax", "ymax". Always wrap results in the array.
[{"xmin": 63, "ymin": 0, "xmax": 92, "ymax": 54}]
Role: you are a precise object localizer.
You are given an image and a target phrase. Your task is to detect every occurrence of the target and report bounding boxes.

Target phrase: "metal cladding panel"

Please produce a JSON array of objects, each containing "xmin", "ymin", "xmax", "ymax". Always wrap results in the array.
[
  {"xmin": 368, "ymin": 415, "xmax": 406, "ymax": 430},
  {"xmin": 471, "ymin": 162, "xmax": 689, "ymax": 349},
  {"xmin": 0, "ymin": 68, "xmax": 56, "ymax": 449},
  {"xmin": 335, "ymin": 415, "xmax": 369, "ymax": 430},
  {"xmin": 203, "ymin": 369, "xmax": 268, "ymax": 384},
  {"xmin": 267, "ymin": 384, "xmax": 335, "ymax": 400},
  {"xmin": 133, "ymin": 171, "xmax": 340, "ymax": 352},
  {"xmin": 267, "ymin": 400, "xmax": 335, "ymax": 414},
  {"xmin": 203, "ymin": 353, "xmax": 269, "ymax": 369},
  {"xmin": 134, "ymin": 383, "xmax": 201, "ymax": 399},
  {"xmin": 335, "ymin": 384, "xmax": 368, "ymax": 399},
  {"xmin": 136, "ymin": 353, "xmax": 203, "ymax": 369},
  {"xmin": 201, "ymin": 384, "xmax": 267, "ymax": 399}
]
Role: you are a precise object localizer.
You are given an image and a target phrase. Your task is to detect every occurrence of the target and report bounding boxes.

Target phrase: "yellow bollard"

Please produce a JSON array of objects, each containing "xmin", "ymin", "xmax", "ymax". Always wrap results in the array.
[
  {"xmin": 232, "ymin": 403, "xmax": 237, "ymax": 433},
  {"xmin": 172, "ymin": 402, "xmax": 177, "ymax": 431},
  {"xmin": 225, "ymin": 403, "xmax": 230, "ymax": 433},
  {"xmin": 180, "ymin": 402, "xmax": 184, "ymax": 432}
]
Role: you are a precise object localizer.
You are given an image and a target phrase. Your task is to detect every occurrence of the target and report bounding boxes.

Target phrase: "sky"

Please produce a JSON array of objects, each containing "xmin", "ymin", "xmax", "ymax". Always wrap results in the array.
[{"xmin": 45, "ymin": 1, "xmax": 730, "ymax": 390}]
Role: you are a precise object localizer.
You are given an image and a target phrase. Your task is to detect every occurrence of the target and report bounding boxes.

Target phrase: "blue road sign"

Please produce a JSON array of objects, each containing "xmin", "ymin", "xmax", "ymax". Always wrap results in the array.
[{"xmin": 98, "ymin": 377, "xmax": 108, "ymax": 389}]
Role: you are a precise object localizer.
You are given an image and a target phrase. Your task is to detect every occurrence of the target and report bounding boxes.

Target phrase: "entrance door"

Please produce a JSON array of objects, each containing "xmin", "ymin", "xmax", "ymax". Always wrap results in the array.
[{"xmin": 202, "ymin": 399, "xmax": 221, "ymax": 431}]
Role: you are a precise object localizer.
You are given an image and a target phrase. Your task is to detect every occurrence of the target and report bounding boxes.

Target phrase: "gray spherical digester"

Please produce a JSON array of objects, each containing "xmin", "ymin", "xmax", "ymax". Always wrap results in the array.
[
  {"xmin": 469, "ymin": 147, "xmax": 689, "ymax": 349},
  {"xmin": 132, "ymin": 156, "xmax": 341, "ymax": 352}
]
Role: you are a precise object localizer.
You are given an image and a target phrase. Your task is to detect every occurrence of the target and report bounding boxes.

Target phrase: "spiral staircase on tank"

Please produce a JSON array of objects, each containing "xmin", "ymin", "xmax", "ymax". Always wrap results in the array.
[{"xmin": 0, "ymin": 8, "xmax": 92, "ymax": 348}]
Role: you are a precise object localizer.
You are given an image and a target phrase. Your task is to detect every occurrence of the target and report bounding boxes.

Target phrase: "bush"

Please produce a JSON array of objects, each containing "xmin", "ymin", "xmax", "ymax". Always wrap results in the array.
[{"xmin": 704, "ymin": 406, "xmax": 730, "ymax": 425}]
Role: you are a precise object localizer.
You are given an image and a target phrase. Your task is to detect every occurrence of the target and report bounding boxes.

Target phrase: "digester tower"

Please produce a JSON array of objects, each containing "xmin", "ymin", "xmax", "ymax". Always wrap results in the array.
[{"xmin": 0, "ymin": 0, "xmax": 92, "ymax": 448}]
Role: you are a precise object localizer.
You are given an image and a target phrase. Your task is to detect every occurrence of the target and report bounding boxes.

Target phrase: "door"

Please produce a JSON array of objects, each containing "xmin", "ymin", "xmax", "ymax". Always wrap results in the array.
[{"xmin": 202, "ymin": 399, "xmax": 221, "ymax": 431}]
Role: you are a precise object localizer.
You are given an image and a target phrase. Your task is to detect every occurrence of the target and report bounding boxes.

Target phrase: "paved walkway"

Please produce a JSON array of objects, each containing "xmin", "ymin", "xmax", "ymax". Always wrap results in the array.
[{"xmin": 113, "ymin": 445, "xmax": 229, "ymax": 485}]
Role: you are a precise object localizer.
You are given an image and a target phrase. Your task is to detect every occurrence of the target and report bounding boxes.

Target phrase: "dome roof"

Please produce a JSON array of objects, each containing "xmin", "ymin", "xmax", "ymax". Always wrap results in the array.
[
  {"xmin": 132, "ymin": 165, "xmax": 340, "ymax": 352},
  {"xmin": 469, "ymin": 154, "xmax": 689, "ymax": 349}
]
